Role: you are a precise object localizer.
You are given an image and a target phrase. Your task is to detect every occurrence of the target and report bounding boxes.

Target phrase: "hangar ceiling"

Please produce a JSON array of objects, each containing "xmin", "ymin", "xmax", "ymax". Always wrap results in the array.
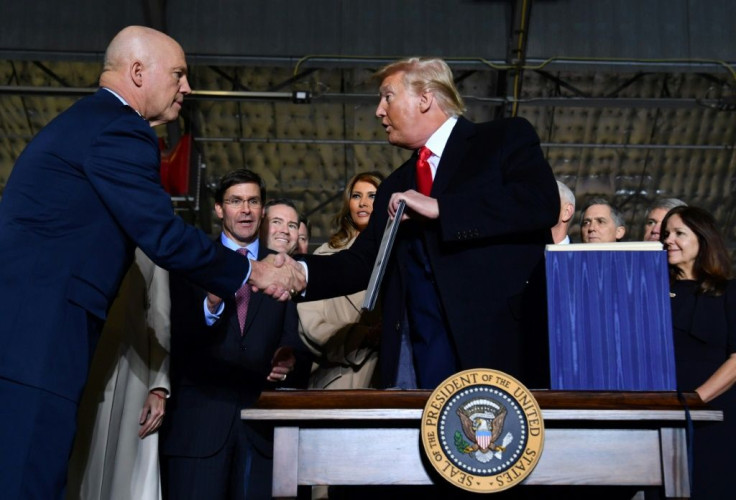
[{"xmin": 0, "ymin": 0, "xmax": 734, "ymax": 261}]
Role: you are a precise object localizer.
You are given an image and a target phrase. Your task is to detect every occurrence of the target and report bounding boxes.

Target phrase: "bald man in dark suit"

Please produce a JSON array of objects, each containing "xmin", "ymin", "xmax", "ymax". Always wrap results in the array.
[{"xmin": 0, "ymin": 26, "xmax": 303, "ymax": 499}]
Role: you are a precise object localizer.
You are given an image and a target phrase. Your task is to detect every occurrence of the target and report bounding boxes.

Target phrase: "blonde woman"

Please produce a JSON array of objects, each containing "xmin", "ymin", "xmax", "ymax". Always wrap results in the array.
[{"xmin": 298, "ymin": 171, "xmax": 384, "ymax": 389}]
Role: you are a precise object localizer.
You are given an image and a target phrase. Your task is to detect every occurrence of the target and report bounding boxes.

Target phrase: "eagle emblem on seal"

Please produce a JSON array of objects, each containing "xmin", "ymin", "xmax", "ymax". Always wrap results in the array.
[{"xmin": 455, "ymin": 398, "xmax": 514, "ymax": 463}]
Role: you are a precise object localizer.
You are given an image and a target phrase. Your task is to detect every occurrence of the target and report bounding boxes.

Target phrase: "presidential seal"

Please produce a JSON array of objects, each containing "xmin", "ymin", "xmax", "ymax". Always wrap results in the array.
[{"xmin": 421, "ymin": 369, "xmax": 544, "ymax": 493}]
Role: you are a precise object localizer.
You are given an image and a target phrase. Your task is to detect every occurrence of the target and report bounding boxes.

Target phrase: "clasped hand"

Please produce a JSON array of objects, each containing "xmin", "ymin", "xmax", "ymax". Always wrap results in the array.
[{"xmin": 249, "ymin": 252, "xmax": 306, "ymax": 301}]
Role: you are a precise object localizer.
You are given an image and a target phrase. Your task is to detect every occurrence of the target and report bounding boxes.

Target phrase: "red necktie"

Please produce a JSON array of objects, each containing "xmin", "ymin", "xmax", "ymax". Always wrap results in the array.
[
  {"xmin": 235, "ymin": 248, "xmax": 251, "ymax": 335},
  {"xmin": 416, "ymin": 146, "xmax": 433, "ymax": 196}
]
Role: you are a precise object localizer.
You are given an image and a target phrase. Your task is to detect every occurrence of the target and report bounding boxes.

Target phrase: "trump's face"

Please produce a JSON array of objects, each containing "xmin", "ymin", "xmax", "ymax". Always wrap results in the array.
[{"xmin": 375, "ymin": 71, "xmax": 426, "ymax": 150}]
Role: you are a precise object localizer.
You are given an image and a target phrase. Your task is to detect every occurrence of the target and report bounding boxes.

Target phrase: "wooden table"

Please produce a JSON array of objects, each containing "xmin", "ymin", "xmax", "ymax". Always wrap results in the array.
[{"xmin": 241, "ymin": 390, "xmax": 721, "ymax": 498}]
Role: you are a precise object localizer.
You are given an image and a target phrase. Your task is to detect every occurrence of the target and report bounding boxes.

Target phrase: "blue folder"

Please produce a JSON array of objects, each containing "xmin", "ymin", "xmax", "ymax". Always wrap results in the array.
[{"xmin": 545, "ymin": 242, "xmax": 677, "ymax": 391}]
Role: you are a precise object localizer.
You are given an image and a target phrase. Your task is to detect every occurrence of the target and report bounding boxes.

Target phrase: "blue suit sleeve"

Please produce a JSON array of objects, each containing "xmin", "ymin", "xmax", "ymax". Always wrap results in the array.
[{"xmin": 84, "ymin": 113, "xmax": 247, "ymax": 296}]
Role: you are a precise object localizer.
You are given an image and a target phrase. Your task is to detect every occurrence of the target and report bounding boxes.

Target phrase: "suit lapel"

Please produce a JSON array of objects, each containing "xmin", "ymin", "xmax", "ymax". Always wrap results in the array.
[
  {"xmin": 431, "ymin": 117, "xmax": 475, "ymax": 196},
  {"xmin": 385, "ymin": 149, "xmax": 420, "ymax": 198}
]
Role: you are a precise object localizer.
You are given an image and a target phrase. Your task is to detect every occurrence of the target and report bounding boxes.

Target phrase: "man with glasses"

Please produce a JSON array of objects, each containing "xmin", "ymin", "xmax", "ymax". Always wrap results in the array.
[{"xmin": 160, "ymin": 169, "xmax": 304, "ymax": 499}]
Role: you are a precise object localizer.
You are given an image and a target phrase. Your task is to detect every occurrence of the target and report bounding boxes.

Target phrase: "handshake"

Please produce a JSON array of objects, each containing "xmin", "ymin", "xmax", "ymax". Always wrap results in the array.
[{"xmin": 248, "ymin": 252, "xmax": 306, "ymax": 301}]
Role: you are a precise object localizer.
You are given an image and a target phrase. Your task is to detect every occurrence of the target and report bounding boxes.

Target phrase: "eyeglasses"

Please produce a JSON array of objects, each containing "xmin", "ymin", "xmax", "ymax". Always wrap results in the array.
[{"xmin": 223, "ymin": 197, "xmax": 262, "ymax": 208}]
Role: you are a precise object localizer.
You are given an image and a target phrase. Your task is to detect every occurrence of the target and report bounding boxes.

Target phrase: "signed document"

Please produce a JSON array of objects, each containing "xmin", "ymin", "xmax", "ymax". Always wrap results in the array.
[{"xmin": 362, "ymin": 200, "xmax": 405, "ymax": 311}]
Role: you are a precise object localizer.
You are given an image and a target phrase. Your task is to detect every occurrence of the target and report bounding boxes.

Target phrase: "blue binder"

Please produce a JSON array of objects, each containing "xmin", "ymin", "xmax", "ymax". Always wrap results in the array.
[{"xmin": 545, "ymin": 242, "xmax": 677, "ymax": 391}]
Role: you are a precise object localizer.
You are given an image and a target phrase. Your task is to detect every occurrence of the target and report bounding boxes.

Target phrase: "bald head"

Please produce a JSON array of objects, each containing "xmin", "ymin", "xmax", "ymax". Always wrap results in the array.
[
  {"xmin": 103, "ymin": 26, "xmax": 163, "ymax": 72},
  {"xmin": 99, "ymin": 26, "xmax": 191, "ymax": 126}
]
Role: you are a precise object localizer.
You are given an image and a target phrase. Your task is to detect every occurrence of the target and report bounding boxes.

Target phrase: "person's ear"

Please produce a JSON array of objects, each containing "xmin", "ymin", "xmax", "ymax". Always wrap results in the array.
[
  {"xmin": 615, "ymin": 226, "xmax": 626, "ymax": 240},
  {"xmin": 214, "ymin": 203, "xmax": 224, "ymax": 220},
  {"xmin": 419, "ymin": 91, "xmax": 434, "ymax": 113},
  {"xmin": 561, "ymin": 203, "xmax": 574, "ymax": 223},
  {"xmin": 130, "ymin": 61, "xmax": 144, "ymax": 87}
]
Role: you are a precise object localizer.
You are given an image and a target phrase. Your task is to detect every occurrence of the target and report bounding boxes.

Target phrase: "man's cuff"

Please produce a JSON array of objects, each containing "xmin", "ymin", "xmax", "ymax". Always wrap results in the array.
[
  {"xmin": 298, "ymin": 260, "xmax": 308, "ymax": 296},
  {"xmin": 203, "ymin": 297, "xmax": 225, "ymax": 326}
]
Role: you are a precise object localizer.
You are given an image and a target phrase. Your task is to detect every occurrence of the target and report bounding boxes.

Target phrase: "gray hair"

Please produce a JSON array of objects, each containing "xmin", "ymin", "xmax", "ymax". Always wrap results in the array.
[
  {"xmin": 648, "ymin": 197, "xmax": 687, "ymax": 212},
  {"xmin": 581, "ymin": 197, "xmax": 625, "ymax": 228},
  {"xmin": 557, "ymin": 181, "xmax": 576, "ymax": 210}
]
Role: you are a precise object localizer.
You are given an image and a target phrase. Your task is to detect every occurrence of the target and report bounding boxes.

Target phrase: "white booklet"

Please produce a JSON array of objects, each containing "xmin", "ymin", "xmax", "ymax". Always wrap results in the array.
[{"xmin": 546, "ymin": 241, "xmax": 664, "ymax": 251}]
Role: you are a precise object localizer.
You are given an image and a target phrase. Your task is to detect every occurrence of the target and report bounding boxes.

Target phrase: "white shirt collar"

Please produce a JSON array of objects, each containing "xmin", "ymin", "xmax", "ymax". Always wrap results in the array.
[
  {"xmin": 102, "ymin": 87, "xmax": 147, "ymax": 119},
  {"xmin": 102, "ymin": 87, "xmax": 129, "ymax": 106},
  {"xmin": 425, "ymin": 116, "xmax": 458, "ymax": 159},
  {"xmin": 422, "ymin": 116, "xmax": 458, "ymax": 178}
]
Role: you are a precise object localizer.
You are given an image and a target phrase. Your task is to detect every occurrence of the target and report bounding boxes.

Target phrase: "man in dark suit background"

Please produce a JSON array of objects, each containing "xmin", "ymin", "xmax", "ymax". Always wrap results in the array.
[
  {"xmin": 0, "ymin": 26, "xmax": 304, "ymax": 499},
  {"xmin": 300, "ymin": 57, "xmax": 559, "ymax": 390},
  {"xmin": 160, "ymin": 169, "xmax": 307, "ymax": 499}
]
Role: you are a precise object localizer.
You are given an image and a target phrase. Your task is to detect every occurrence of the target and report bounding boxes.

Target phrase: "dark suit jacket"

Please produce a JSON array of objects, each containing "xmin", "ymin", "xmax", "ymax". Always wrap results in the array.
[
  {"xmin": 160, "ymin": 242, "xmax": 303, "ymax": 459},
  {"xmin": 0, "ymin": 89, "xmax": 248, "ymax": 403},
  {"xmin": 301, "ymin": 117, "xmax": 559, "ymax": 388}
]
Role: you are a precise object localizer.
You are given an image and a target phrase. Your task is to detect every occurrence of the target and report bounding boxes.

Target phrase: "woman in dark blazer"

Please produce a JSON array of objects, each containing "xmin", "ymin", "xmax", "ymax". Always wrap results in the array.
[{"xmin": 661, "ymin": 205, "xmax": 736, "ymax": 500}]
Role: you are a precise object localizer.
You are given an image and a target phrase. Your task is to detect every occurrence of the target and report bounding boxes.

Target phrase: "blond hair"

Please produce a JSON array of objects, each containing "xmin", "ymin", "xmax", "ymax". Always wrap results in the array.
[{"xmin": 375, "ymin": 58, "xmax": 465, "ymax": 117}]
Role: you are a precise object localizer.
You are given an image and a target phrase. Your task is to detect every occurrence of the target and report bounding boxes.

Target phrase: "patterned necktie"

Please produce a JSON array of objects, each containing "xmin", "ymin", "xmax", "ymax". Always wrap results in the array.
[
  {"xmin": 235, "ymin": 248, "xmax": 251, "ymax": 335},
  {"xmin": 416, "ymin": 146, "xmax": 433, "ymax": 196}
]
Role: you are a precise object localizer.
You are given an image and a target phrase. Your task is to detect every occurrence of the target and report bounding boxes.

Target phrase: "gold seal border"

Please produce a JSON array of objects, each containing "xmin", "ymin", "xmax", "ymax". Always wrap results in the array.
[{"xmin": 420, "ymin": 369, "xmax": 545, "ymax": 494}]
